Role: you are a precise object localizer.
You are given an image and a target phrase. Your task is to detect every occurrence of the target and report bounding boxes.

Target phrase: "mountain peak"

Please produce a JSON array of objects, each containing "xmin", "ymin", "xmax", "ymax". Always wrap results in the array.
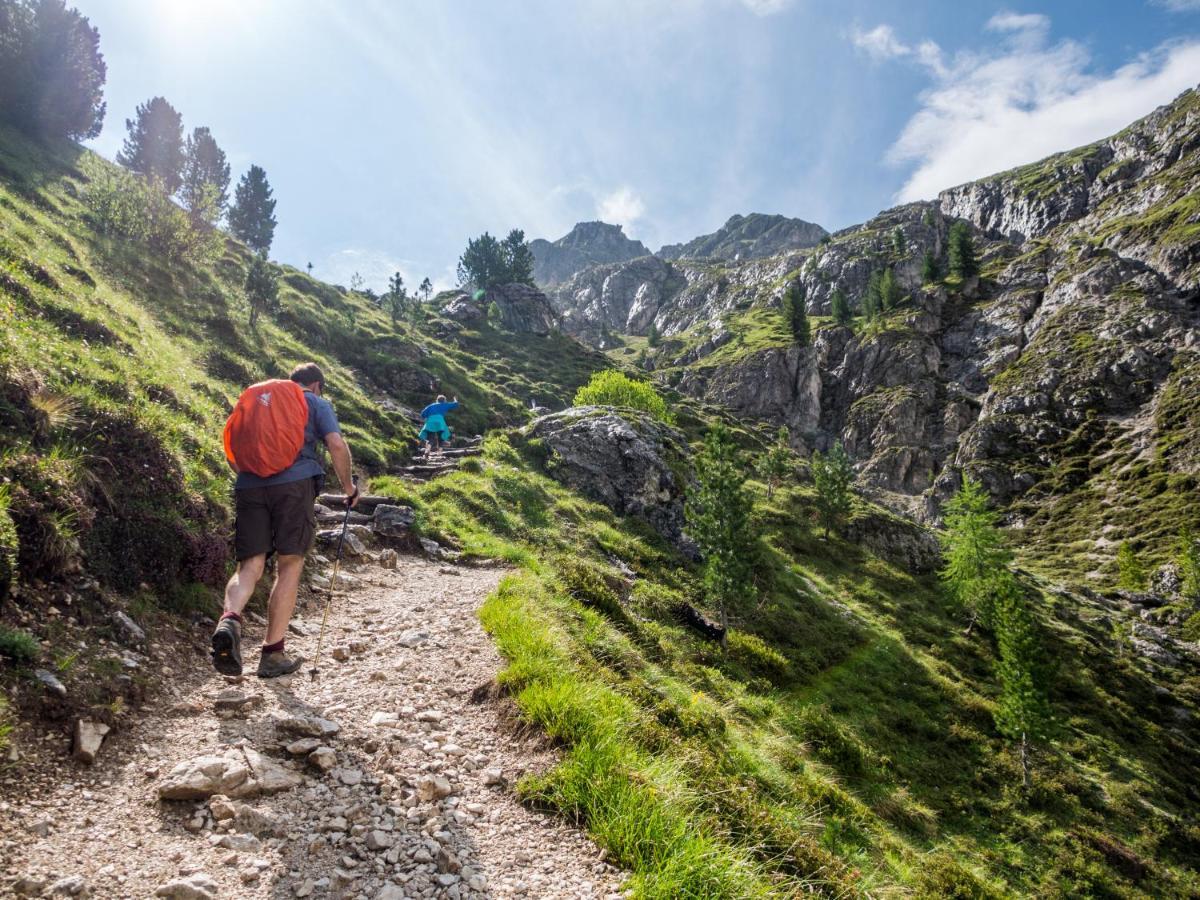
[
  {"xmin": 531, "ymin": 220, "xmax": 650, "ymax": 286},
  {"xmin": 659, "ymin": 213, "xmax": 828, "ymax": 262}
]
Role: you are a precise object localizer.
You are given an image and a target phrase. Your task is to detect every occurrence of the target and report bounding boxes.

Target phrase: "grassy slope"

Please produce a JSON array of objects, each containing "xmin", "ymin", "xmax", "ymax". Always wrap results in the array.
[
  {"xmin": 376, "ymin": 434, "xmax": 1200, "ymax": 899},
  {"xmin": 2, "ymin": 124, "xmax": 1199, "ymax": 898}
]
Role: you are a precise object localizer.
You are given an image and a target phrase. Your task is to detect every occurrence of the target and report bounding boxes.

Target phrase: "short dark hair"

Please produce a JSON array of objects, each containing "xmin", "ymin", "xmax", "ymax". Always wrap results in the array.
[{"xmin": 290, "ymin": 363, "xmax": 325, "ymax": 388}]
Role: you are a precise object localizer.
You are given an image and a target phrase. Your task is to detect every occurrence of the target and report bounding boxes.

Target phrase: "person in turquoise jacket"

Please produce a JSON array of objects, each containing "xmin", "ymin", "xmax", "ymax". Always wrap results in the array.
[{"xmin": 419, "ymin": 394, "xmax": 460, "ymax": 458}]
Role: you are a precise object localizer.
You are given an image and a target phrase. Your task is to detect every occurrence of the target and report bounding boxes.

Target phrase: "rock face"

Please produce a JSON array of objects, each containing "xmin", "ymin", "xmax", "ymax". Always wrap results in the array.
[
  {"xmin": 485, "ymin": 283, "xmax": 560, "ymax": 334},
  {"xmin": 530, "ymin": 221, "xmax": 651, "ymax": 286},
  {"xmin": 659, "ymin": 212, "xmax": 829, "ymax": 262},
  {"xmin": 526, "ymin": 407, "xmax": 693, "ymax": 553}
]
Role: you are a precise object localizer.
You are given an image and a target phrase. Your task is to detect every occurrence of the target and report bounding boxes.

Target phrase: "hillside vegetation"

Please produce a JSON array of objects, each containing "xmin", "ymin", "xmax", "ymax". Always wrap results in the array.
[{"xmin": 2, "ymin": 95, "xmax": 1199, "ymax": 900}]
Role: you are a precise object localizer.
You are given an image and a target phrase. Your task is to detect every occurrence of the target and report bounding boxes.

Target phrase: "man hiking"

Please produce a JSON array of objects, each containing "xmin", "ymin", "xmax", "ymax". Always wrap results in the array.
[
  {"xmin": 419, "ymin": 394, "xmax": 460, "ymax": 458},
  {"xmin": 212, "ymin": 362, "xmax": 359, "ymax": 678}
]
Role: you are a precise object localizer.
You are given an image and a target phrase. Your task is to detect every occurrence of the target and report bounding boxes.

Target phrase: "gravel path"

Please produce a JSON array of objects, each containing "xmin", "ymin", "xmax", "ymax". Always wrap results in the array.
[{"xmin": 0, "ymin": 555, "xmax": 626, "ymax": 899}]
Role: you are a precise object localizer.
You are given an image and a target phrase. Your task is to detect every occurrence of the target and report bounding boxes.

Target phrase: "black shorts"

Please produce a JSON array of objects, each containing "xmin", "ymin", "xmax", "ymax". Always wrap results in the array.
[{"xmin": 234, "ymin": 478, "xmax": 317, "ymax": 560}]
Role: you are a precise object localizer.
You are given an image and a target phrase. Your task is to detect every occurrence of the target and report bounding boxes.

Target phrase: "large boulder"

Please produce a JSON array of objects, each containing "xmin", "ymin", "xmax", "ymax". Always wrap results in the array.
[
  {"xmin": 486, "ymin": 283, "xmax": 559, "ymax": 334},
  {"xmin": 527, "ymin": 407, "xmax": 694, "ymax": 554},
  {"xmin": 157, "ymin": 747, "xmax": 302, "ymax": 800}
]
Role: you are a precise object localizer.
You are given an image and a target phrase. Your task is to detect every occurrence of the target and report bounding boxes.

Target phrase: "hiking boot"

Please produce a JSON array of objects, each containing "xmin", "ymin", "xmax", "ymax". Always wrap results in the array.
[
  {"xmin": 257, "ymin": 650, "xmax": 304, "ymax": 679},
  {"xmin": 211, "ymin": 617, "xmax": 243, "ymax": 676}
]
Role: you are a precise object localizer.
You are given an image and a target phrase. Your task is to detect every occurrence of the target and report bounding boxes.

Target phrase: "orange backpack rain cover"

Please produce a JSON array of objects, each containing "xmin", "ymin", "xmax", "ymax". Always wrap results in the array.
[{"xmin": 223, "ymin": 379, "xmax": 310, "ymax": 478}]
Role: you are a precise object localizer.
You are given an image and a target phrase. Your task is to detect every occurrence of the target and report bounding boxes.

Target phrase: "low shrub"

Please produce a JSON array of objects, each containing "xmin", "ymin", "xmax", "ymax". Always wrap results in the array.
[
  {"xmin": 573, "ymin": 370, "xmax": 673, "ymax": 424},
  {"xmin": 0, "ymin": 626, "xmax": 39, "ymax": 663}
]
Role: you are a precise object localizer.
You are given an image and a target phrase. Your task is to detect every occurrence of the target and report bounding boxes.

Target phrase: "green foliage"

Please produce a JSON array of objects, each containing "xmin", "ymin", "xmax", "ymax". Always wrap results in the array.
[
  {"xmin": 418, "ymin": 276, "xmax": 433, "ymax": 301},
  {"xmin": 456, "ymin": 228, "xmax": 536, "ymax": 288},
  {"xmin": 754, "ymin": 426, "xmax": 792, "ymax": 499},
  {"xmin": 0, "ymin": 0, "xmax": 106, "ymax": 141},
  {"xmin": 862, "ymin": 271, "xmax": 882, "ymax": 321},
  {"xmin": 1115, "ymin": 540, "xmax": 1145, "ymax": 591},
  {"xmin": 0, "ymin": 484, "xmax": 17, "ymax": 600},
  {"xmin": 992, "ymin": 576, "xmax": 1050, "ymax": 786},
  {"xmin": 180, "ymin": 126, "xmax": 229, "ymax": 226},
  {"xmin": 486, "ymin": 300, "xmax": 502, "ymax": 327},
  {"xmin": 879, "ymin": 267, "xmax": 902, "ymax": 310},
  {"xmin": 810, "ymin": 441, "xmax": 853, "ymax": 538},
  {"xmin": 830, "ymin": 287, "xmax": 852, "ymax": 326},
  {"xmin": 1183, "ymin": 611, "xmax": 1200, "ymax": 643},
  {"xmin": 891, "ymin": 226, "xmax": 907, "ymax": 257},
  {"xmin": 116, "ymin": 96, "xmax": 185, "ymax": 193},
  {"xmin": 1177, "ymin": 525, "xmax": 1200, "ymax": 600},
  {"xmin": 687, "ymin": 424, "xmax": 754, "ymax": 630},
  {"xmin": 82, "ymin": 159, "xmax": 219, "ymax": 263},
  {"xmin": 245, "ymin": 251, "xmax": 278, "ymax": 328},
  {"xmin": 914, "ymin": 853, "xmax": 1001, "ymax": 899},
  {"xmin": 939, "ymin": 475, "xmax": 1011, "ymax": 629},
  {"xmin": 0, "ymin": 625, "xmax": 38, "ymax": 663},
  {"xmin": 646, "ymin": 322, "xmax": 660, "ymax": 347},
  {"xmin": 383, "ymin": 271, "xmax": 409, "ymax": 325},
  {"xmin": 782, "ymin": 281, "xmax": 810, "ymax": 345},
  {"xmin": 921, "ymin": 249, "xmax": 940, "ymax": 283},
  {"xmin": 228, "ymin": 163, "xmax": 277, "ymax": 253},
  {"xmin": 948, "ymin": 222, "xmax": 979, "ymax": 278},
  {"xmin": 573, "ymin": 370, "xmax": 672, "ymax": 424}
]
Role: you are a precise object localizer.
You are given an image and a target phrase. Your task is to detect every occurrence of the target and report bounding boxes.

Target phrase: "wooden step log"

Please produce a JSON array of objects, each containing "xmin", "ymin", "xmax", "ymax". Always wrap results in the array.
[{"xmin": 316, "ymin": 493, "xmax": 400, "ymax": 515}]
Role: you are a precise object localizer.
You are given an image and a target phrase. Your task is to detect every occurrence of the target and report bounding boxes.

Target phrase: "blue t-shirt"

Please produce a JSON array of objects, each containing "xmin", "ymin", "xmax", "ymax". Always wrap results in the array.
[
  {"xmin": 421, "ymin": 401, "xmax": 459, "ymax": 419},
  {"xmin": 235, "ymin": 390, "xmax": 341, "ymax": 489}
]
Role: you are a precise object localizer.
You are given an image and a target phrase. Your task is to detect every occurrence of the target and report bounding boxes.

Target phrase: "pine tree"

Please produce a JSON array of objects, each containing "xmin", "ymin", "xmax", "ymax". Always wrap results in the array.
[
  {"xmin": 879, "ymin": 268, "xmax": 902, "ymax": 310},
  {"xmin": 457, "ymin": 232, "xmax": 505, "ymax": 288},
  {"xmin": 862, "ymin": 272, "xmax": 882, "ymax": 321},
  {"xmin": 245, "ymin": 251, "xmax": 278, "ymax": 328},
  {"xmin": 179, "ymin": 126, "xmax": 230, "ymax": 227},
  {"xmin": 116, "ymin": 96, "xmax": 184, "ymax": 193},
  {"xmin": 686, "ymin": 424, "xmax": 754, "ymax": 644},
  {"xmin": 1178, "ymin": 526, "xmax": 1200, "ymax": 600},
  {"xmin": 993, "ymin": 574, "xmax": 1050, "ymax": 789},
  {"xmin": 419, "ymin": 277, "xmax": 433, "ymax": 301},
  {"xmin": 830, "ymin": 287, "xmax": 852, "ymax": 326},
  {"xmin": 647, "ymin": 322, "xmax": 660, "ymax": 347},
  {"xmin": 1116, "ymin": 541, "xmax": 1146, "ymax": 592},
  {"xmin": 755, "ymin": 426, "xmax": 792, "ymax": 500},
  {"xmin": 0, "ymin": 0, "xmax": 107, "ymax": 142},
  {"xmin": 384, "ymin": 271, "xmax": 407, "ymax": 325},
  {"xmin": 921, "ymin": 250, "xmax": 940, "ymax": 283},
  {"xmin": 891, "ymin": 226, "xmax": 907, "ymax": 258},
  {"xmin": 811, "ymin": 441, "xmax": 853, "ymax": 539},
  {"xmin": 948, "ymin": 222, "xmax": 978, "ymax": 278},
  {"xmin": 228, "ymin": 164, "xmax": 277, "ymax": 253},
  {"xmin": 501, "ymin": 229, "xmax": 535, "ymax": 286},
  {"xmin": 939, "ymin": 475, "xmax": 1011, "ymax": 631},
  {"xmin": 782, "ymin": 282, "xmax": 810, "ymax": 345}
]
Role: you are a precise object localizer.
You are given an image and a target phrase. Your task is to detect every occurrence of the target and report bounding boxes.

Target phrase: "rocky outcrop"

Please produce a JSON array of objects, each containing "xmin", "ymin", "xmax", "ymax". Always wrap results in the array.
[
  {"xmin": 659, "ymin": 213, "xmax": 828, "ymax": 262},
  {"xmin": 485, "ymin": 284, "xmax": 559, "ymax": 334},
  {"xmin": 526, "ymin": 407, "xmax": 694, "ymax": 554},
  {"xmin": 531, "ymin": 221, "xmax": 651, "ymax": 287}
]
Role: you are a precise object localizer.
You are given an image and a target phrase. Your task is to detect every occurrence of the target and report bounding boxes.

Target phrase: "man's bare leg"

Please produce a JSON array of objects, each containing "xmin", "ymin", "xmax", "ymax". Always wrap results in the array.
[
  {"xmin": 264, "ymin": 554, "xmax": 304, "ymax": 646},
  {"xmin": 223, "ymin": 554, "xmax": 266, "ymax": 616},
  {"xmin": 212, "ymin": 555, "xmax": 265, "ymax": 675}
]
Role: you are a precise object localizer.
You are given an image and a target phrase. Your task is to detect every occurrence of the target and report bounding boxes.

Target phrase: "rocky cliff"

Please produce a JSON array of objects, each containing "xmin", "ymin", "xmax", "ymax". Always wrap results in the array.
[
  {"xmin": 555, "ymin": 85, "xmax": 1200, "ymax": 582},
  {"xmin": 530, "ymin": 221, "xmax": 651, "ymax": 287},
  {"xmin": 658, "ymin": 212, "xmax": 829, "ymax": 262}
]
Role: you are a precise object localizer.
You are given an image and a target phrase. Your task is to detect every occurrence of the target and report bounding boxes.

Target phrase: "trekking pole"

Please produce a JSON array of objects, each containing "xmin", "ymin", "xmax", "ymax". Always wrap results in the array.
[{"xmin": 309, "ymin": 474, "xmax": 358, "ymax": 681}]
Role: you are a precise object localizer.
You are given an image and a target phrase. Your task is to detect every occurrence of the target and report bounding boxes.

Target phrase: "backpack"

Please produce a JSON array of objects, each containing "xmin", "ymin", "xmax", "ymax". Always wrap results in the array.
[{"xmin": 223, "ymin": 379, "xmax": 310, "ymax": 477}]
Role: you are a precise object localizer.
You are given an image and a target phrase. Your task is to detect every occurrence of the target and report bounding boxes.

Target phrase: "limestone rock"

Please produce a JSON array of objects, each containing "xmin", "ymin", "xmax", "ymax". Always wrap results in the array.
[
  {"xmin": 154, "ymin": 873, "xmax": 218, "ymax": 899},
  {"xmin": 372, "ymin": 504, "xmax": 415, "ymax": 537},
  {"xmin": 484, "ymin": 283, "xmax": 559, "ymax": 335},
  {"xmin": 531, "ymin": 221, "xmax": 651, "ymax": 287},
  {"xmin": 157, "ymin": 748, "xmax": 302, "ymax": 800},
  {"xmin": 659, "ymin": 213, "xmax": 827, "ymax": 262},
  {"xmin": 71, "ymin": 718, "xmax": 109, "ymax": 764}
]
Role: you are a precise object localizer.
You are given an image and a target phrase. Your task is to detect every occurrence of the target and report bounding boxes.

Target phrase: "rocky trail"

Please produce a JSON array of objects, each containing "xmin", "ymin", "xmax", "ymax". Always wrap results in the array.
[{"xmin": 0, "ymin": 443, "xmax": 626, "ymax": 899}]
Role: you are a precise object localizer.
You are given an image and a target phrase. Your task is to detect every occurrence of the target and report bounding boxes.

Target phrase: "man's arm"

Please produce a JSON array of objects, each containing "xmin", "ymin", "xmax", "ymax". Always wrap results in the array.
[{"xmin": 324, "ymin": 432, "xmax": 359, "ymax": 507}]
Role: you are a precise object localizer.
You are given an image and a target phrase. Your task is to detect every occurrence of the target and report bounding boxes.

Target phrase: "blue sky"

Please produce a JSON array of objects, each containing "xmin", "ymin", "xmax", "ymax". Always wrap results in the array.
[{"xmin": 75, "ymin": 0, "xmax": 1200, "ymax": 291}]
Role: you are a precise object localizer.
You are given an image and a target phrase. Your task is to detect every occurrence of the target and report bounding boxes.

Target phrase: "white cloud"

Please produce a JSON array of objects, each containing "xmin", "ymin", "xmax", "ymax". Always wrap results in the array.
[
  {"xmin": 596, "ymin": 187, "xmax": 646, "ymax": 231},
  {"xmin": 854, "ymin": 14, "xmax": 1200, "ymax": 201},
  {"xmin": 1153, "ymin": 0, "xmax": 1200, "ymax": 10},
  {"xmin": 986, "ymin": 11, "xmax": 1050, "ymax": 32},
  {"xmin": 320, "ymin": 248, "xmax": 414, "ymax": 293}
]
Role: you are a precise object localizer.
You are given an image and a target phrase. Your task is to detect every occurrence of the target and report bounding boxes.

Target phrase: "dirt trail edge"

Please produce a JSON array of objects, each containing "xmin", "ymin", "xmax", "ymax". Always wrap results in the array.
[{"xmin": 1, "ymin": 555, "xmax": 626, "ymax": 899}]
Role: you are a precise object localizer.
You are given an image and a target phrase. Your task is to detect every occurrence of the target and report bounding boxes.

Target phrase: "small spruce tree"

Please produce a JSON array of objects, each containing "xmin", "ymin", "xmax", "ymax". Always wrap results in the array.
[
  {"xmin": 879, "ymin": 268, "xmax": 902, "ymax": 310},
  {"xmin": 419, "ymin": 276, "xmax": 433, "ymax": 301},
  {"xmin": 647, "ymin": 322, "xmax": 660, "ymax": 347},
  {"xmin": 921, "ymin": 249, "xmax": 940, "ymax": 283},
  {"xmin": 384, "ymin": 271, "xmax": 407, "ymax": 325},
  {"xmin": 948, "ymin": 222, "xmax": 978, "ymax": 278},
  {"xmin": 782, "ymin": 282, "xmax": 810, "ymax": 345},
  {"xmin": 755, "ymin": 426, "xmax": 792, "ymax": 500},
  {"xmin": 228, "ymin": 164, "xmax": 277, "ymax": 253},
  {"xmin": 993, "ymin": 574, "xmax": 1050, "ymax": 789},
  {"xmin": 1116, "ymin": 540, "xmax": 1146, "ymax": 591},
  {"xmin": 939, "ymin": 475, "xmax": 1011, "ymax": 631},
  {"xmin": 891, "ymin": 226, "xmax": 907, "ymax": 257},
  {"xmin": 245, "ymin": 252, "xmax": 278, "ymax": 328},
  {"xmin": 830, "ymin": 287, "xmax": 852, "ymax": 326},
  {"xmin": 687, "ymin": 424, "xmax": 754, "ymax": 644},
  {"xmin": 501, "ymin": 229, "xmax": 536, "ymax": 286},
  {"xmin": 180, "ymin": 126, "xmax": 230, "ymax": 227},
  {"xmin": 811, "ymin": 441, "xmax": 853, "ymax": 539},
  {"xmin": 862, "ymin": 272, "xmax": 882, "ymax": 322},
  {"xmin": 116, "ymin": 96, "xmax": 185, "ymax": 193}
]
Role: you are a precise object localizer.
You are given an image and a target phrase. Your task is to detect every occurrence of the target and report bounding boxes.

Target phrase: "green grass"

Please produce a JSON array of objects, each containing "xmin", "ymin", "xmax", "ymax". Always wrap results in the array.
[{"xmin": 0, "ymin": 625, "xmax": 38, "ymax": 663}]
